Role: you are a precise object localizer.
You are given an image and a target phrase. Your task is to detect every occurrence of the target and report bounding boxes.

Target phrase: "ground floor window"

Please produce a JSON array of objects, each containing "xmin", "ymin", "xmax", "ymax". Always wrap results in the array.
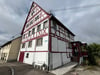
[{"xmin": 26, "ymin": 53, "xmax": 29, "ymax": 58}]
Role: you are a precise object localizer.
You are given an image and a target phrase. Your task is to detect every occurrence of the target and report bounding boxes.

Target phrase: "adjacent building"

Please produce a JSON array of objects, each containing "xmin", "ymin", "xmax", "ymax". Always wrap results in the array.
[
  {"xmin": 71, "ymin": 41, "xmax": 88, "ymax": 64},
  {"xmin": 18, "ymin": 2, "xmax": 75, "ymax": 70},
  {"xmin": 0, "ymin": 36, "xmax": 21, "ymax": 62}
]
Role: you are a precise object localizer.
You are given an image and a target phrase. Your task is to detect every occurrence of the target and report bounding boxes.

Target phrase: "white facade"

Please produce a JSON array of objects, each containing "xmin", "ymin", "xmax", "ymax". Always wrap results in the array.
[{"xmin": 18, "ymin": 2, "xmax": 75, "ymax": 70}]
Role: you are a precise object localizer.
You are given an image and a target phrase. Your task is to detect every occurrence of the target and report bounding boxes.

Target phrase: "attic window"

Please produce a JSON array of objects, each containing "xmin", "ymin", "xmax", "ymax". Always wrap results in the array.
[
  {"xmin": 35, "ymin": 15, "xmax": 39, "ymax": 21},
  {"xmin": 26, "ymin": 24, "xmax": 29, "ymax": 28},
  {"xmin": 30, "ymin": 20, "xmax": 33, "ymax": 25},
  {"xmin": 31, "ymin": 10, "xmax": 35, "ymax": 16}
]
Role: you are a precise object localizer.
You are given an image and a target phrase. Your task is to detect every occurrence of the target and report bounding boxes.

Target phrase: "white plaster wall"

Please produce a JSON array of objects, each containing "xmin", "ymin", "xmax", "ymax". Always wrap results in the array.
[
  {"xmin": 24, "ymin": 52, "xmax": 34, "ymax": 64},
  {"xmin": 36, "ymin": 36, "xmax": 48, "ymax": 51},
  {"xmin": 34, "ymin": 52, "xmax": 48, "ymax": 66},
  {"xmin": 51, "ymin": 29, "xmax": 55, "ymax": 33},
  {"xmin": 52, "ymin": 37, "xmax": 58, "ymax": 51},
  {"xmin": 52, "ymin": 37, "xmax": 66, "ymax": 52},
  {"xmin": 62, "ymin": 53, "xmax": 70, "ymax": 64},
  {"xmin": 58, "ymin": 40, "xmax": 66, "ymax": 52},
  {"xmin": 52, "ymin": 53, "xmax": 62, "ymax": 69}
]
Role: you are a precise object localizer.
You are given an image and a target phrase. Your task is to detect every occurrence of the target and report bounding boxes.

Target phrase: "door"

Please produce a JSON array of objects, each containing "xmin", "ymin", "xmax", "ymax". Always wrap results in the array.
[{"xmin": 19, "ymin": 52, "xmax": 25, "ymax": 62}]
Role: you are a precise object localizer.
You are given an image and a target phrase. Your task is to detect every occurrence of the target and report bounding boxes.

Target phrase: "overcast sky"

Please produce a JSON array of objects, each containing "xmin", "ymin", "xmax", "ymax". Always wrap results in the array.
[{"xmin": 0, "ymin": 0, "xmax": 100, "ymax": 46}]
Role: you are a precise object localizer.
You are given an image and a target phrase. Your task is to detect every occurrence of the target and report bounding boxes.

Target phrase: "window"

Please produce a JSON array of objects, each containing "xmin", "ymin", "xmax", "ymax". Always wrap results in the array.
[
  {"xmin": 28, "ymin": 31, "xmax": 31, "ymax": 36},
  {"xmin": 32, "ymin": 28, "xmax": 35, "ymax": 34},
  {"xmin": 37, "ymin": 25, "xmax": 41, "ymax": 32},
  {"xmin": 30, "ymin": 20, "xmax": 33, "ymax": 25},
  {"xmin": 28, "ymin": 41, "xmax": 32, "ymax": 47},
  {"xmin": 52, "ymin": 21, "xmax": 57, "ymax": 30},
  {"xmin": 68, "ymin": 33, "xmax": 70, "ymax": 38},
  {"xmin": 4, "ymin": 53, "xmax": 7, "ymax": 57},
  {"xmin": 22, "ymin": 43, "xmax": 25, "ymax": 48},
  {"xmin": 36, "ymin": 38, "xmax": 43, "ymax": 46},
  {"xmin": 68, "ymin": 42, "xmax": 72, "ymax": 48},
  {"xmin": 43, "ymin": 21, "xmax": 48, "ymax": 29},
  {"xmin": 26, "ymin": 53, "xmax": 29, "ymax": 58},
  {"xmin": 26, "ymin": 23, "xmax": 29, "ymax": 28},
  {"xmin": 35, "ymin": 15, "xmax": 39, "ymax": 21},
  {"xmin": 31, "ymin": 10, "xmax": 35, "ymax": 16},
  {"xmin": 23, "ymin": 34, "xmax": 25, "ymax": 39}
]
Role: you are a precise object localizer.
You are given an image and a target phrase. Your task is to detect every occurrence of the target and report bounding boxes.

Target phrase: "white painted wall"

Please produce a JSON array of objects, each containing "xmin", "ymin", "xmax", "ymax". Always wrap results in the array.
[
  {"xmin": 52, "ymin": 53, "xmax": 62, "ymax": 69},
  {"xmin": 24, "ymin": 52, "xmax": 34, "ymax": 64},
  {"xmin": 50, "ymin": 20, "xmax": 74, "ymax": 69},
  {"xmin": 34, "ymin": 52, "xmax": 48, "ymax": 66},
  {"xmin": 36, "ymin": 36, "xmax": 48, "ymax": 51}
]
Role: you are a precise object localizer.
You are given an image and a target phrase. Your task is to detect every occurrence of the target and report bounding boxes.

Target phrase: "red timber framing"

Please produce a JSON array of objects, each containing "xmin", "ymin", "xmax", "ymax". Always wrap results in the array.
[
  {"xmin": 19, "ymin": 2, "xmax": 52, "ymax": 58},
  {"xmin": 20, "ymin": 1, "xmax": 75, "ymax": 56},
  {"xmin": 22, "ymin": 29, "xmax": 48, "ymax": 44},
  {"xmin": 49, "ymin": 16, "xmax": 75, "ymax": 54},
  {"xmin": 23, "ymin": 15, "xmax": 50, "ymax": 33},
  {"xmin": 21, "ymin": 2, "xmax": 50, "ymax": 35}
]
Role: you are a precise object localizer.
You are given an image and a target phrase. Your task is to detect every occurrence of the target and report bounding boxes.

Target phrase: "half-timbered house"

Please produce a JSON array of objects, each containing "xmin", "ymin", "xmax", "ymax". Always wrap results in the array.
[{"xmin": 18, "ymin": 2, "xmax": 75, "ymax": 70}]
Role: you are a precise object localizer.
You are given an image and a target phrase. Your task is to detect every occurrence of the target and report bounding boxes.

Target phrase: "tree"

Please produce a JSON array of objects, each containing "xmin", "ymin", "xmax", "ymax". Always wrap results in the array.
[{"xmin": 87, "ymin": 43, "xmax": 100, "ymax": 65}]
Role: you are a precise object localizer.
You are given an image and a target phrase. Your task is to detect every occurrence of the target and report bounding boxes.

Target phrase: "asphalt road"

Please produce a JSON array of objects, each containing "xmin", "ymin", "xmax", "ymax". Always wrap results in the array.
[{"xmin": 0, "ymin": 62, "xmax": 54, "ymax": 75}]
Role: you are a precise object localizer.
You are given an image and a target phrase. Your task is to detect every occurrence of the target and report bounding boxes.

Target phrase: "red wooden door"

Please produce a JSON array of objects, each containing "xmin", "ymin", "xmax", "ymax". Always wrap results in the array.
[{"xmin": 19, "ymin": 52, "xmax": 24, "ymax": 62}]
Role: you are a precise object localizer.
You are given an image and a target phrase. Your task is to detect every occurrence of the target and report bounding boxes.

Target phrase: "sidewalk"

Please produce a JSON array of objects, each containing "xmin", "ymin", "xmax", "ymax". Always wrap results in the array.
[{"xmin": 50, "ymin": 62, "xmax": 78, "ymax": 75}]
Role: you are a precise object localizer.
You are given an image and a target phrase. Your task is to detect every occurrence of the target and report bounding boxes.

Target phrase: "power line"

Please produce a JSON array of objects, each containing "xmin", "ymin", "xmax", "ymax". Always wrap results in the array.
[{"xmin": 50, "ymin": 3, "xmax": 100, "ymax": 12}]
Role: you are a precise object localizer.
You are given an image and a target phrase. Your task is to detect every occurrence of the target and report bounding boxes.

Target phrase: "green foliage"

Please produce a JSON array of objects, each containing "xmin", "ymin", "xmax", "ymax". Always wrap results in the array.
[{"xmin": 87, "ymin": 43, "xmax": 100, "ymax": 65}]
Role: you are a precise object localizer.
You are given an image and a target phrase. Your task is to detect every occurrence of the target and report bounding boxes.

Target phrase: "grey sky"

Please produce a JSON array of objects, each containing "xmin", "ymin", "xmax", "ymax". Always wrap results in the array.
[{"xmin": 0, "ymin": 0, "xmax": 100, "ymax": 45}]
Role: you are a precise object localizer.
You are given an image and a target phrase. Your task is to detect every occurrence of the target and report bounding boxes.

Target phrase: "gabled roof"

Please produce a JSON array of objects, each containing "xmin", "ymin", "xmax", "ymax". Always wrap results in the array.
[
  {"xmin": 1, "ymin": 36, "xmax": 21, "ymax": 47},
  {"xmin": 1, "ymin": 41, "xmax": 12, "ymax": 47},
  {"xmin": 21, "ymin": 1, "xmax": 75, "ymax": 36}
]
